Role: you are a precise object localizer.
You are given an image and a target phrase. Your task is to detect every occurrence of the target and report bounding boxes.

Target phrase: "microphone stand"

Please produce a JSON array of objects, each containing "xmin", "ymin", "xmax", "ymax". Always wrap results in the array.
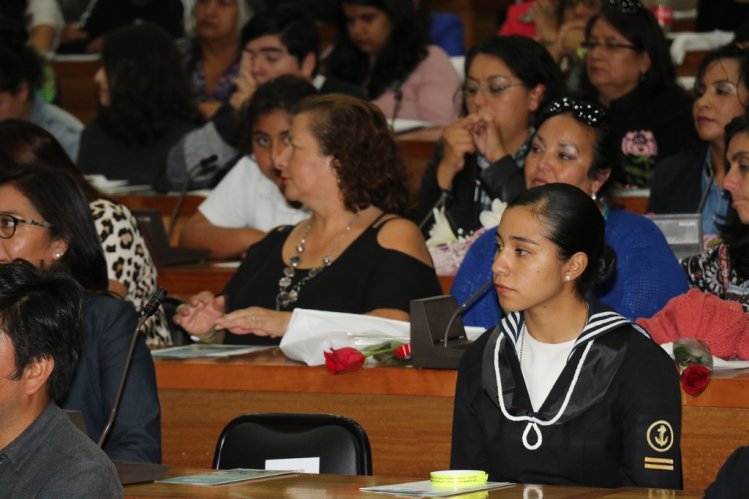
[
  {"xmin": 389, "ymin": 81, "xmax": 404, "ymax": 132},
  {"xmin": 166, "ymin": 155, "xmax": 219, "ymax": 240},
  {"xmin": 441, "ymin": 277, "xmax": 493, "ymax": 348},
  {"xmin": 97, "ymin": 288, "xmax": 167, "ymax": 448},
  {"xmin": 417, "ymin": 191, "xmax": 449, "ymax": 232}
]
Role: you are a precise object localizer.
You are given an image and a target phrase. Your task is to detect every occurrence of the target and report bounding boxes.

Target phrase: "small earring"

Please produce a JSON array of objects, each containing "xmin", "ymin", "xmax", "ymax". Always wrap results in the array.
[
  {"xmin": 564, "ymin": 275, "xmax": 571, "ymax": 282},
  {"xmin": 591, "ymin": 191, "xmax": 597, "ymax": 202},
  {"xmin": 54, "ymin": 252, "xmax": 62, "ymax": 259}
]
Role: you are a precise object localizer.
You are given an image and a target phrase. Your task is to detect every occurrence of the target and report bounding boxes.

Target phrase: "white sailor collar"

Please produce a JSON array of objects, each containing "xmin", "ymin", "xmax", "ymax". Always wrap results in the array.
[{"xmin": 480, "ymin": 299, "xmax": 649, "ymax": 451}]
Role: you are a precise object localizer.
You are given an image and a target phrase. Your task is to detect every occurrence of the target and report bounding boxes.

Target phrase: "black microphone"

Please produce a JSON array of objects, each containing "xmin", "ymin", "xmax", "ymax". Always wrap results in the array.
[
  {"xmin": 390, "ymin": 81, "xmax": 404, "ymax": 131},
  {"xmin": 441, "ymin": 278, "xmax": 493, "ymax": 348},
  {"xmin": 696, "ymin": 162, "xmax": 715, "ymax": 215},
  {"xmin": 167, "ymin": 154, "xmax": 219, "ymax": 239},
  {"xmin": 417, "ymin": 190, "xmax": 449, "ymax": 231},
  {"xmin": 97, "ymin": 288, "xmax": 167, "ymax": 448}
]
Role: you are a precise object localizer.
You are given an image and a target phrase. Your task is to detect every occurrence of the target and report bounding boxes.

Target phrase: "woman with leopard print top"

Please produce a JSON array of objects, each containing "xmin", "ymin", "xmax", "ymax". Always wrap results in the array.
[{"xmin": 0, "ymin": 119, "xmax": 171, "ymax": 346}]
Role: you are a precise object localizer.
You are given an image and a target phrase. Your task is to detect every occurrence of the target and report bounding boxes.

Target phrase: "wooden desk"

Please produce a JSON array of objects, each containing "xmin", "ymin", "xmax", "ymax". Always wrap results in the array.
[
  {"xmin": 156, "ymin": 353, "xmax": 456, "ymax": 480},
  {"xmin": 125, "ymin": 468, "xmax": 701, "ymax": 498},
  {"xmin": 155, "ymin": 353, "xmax": 749, "ymax": 493},
  {"xmin": 158, "ymin": 262, "xmax": 236, "ymax": 299},
  {"xmin": 112, "ymin": 194, "xmax": 205, "ymax": 220},
  {"xmin": 396, "ymin": 127, "xmax": 442, "ymax": 192},
  {"xmin": 52, "ymin": 57, "xmax": 100, "ymax": 124}
]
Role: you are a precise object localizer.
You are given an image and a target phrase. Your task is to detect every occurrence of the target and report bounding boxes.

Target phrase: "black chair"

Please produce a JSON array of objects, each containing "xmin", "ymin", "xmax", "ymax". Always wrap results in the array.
[{"xmin": 212, "ymin": 413, "xmax": 373, "ymax": 475}]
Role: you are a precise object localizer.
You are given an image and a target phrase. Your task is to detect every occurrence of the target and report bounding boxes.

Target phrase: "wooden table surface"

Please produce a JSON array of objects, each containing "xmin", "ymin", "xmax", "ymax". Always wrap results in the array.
[
  {"xmin": 154, "ymin": 351, "xmax": 749, "ymax": 493},
  {"xmin": 124, "ymin": 468, "xmax": 700, "ymax": 498}
]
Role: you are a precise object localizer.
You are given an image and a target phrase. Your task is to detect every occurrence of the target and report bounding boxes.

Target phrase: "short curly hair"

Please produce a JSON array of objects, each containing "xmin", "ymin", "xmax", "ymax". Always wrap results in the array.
[{"xmin": 293, "ymin": 94, "xmax": 410, "ymax": 215}]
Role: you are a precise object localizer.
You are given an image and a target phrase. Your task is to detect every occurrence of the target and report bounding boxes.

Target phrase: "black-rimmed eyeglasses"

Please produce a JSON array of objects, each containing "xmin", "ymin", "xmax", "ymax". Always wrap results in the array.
[
  {"xmin": 460, "ymin": 81, "xmax": 525, "ymax": 100},
  {"xmin": 581, "ymin": 40, "xmax": 637, "ymax": 52},
  {"xmin": 0, "ymin": 213, "xmax": 52, "ymax": 239}
]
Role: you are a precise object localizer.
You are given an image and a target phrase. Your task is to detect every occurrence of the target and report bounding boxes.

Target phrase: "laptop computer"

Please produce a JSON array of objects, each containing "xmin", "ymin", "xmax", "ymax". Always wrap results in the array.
[
  {"xmin": 132, "ymin": 210, "xmax": 210, "ymax": 267},
  {"xmin": 645, "ymin": 213, "xmax": 703, "ymax": 261}
]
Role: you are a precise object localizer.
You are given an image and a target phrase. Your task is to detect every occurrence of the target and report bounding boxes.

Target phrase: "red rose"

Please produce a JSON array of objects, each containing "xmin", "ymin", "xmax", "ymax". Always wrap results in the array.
[
  {"xmin": 680, "ymin": 364, "xmax": 712, "ymax": 397},
  {"xmin": 394, "ymin": 343, "xmax": 412, "ymax": 360},
  {"xmin": 324, "ymin": 347, "xmax": 366, "ymax": 374}
]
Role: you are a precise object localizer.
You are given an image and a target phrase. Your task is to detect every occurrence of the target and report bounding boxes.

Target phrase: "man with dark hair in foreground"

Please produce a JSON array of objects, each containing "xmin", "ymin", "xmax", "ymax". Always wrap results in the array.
[{"xmin": 0, "ymin": 261, "xmax": 122, "ymax": 497}]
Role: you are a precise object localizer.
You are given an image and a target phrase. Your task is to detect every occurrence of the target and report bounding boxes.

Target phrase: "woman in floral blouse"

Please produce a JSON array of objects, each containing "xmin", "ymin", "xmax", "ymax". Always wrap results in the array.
[{"xmin": 682, "ymin": 115, "xmax": 749, "ymax": 311}]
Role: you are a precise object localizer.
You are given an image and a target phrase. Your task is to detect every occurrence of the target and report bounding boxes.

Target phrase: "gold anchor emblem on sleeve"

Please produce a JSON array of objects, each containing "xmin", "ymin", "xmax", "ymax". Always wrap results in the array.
[{"xmin": 647, "ymin": 420, "xmax": 674, "ymax": 452}]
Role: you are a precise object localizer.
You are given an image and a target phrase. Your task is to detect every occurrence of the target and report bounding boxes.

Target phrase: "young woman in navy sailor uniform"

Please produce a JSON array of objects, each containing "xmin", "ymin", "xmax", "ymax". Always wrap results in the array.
[{"xmin": 450, "ymin": 183, "xmax": 683, "ymax": 489}]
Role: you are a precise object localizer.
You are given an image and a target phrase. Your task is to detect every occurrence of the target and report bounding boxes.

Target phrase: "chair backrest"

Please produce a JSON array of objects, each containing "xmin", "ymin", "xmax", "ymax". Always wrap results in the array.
[{"xmin": 212, "ymin": 413, "xmax": 372, "ymax": 476}]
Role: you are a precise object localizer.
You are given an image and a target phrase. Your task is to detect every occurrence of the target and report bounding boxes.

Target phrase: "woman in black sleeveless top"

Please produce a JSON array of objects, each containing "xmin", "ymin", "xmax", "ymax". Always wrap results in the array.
[{"xmin": 175, "ymin": 94, "xmax": 442, "ymax": 344}]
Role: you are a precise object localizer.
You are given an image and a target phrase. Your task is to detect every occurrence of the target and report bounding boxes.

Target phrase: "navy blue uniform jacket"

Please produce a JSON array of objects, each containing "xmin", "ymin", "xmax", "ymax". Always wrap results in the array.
[{"xmin": 451, "ymin": 300, "xmax": 683, "ymax": 489}]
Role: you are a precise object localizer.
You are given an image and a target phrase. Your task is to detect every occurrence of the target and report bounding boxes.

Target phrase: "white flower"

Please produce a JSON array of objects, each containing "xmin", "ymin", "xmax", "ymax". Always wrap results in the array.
[
  {"xmin": 479, "ymin": 199, "xmax": 507, "ymax": 230},
  {"xmin": 426, "ymin": 206, "xmax": 457, "ymax": 247}
]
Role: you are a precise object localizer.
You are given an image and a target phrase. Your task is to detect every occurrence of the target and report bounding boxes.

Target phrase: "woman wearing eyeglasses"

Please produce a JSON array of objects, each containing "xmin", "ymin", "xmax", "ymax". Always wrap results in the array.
[
  {"xmin": 450, "ymin": 182, "xmax": 682, "ymax": 488},
  {"xmin": 0, "ymin": 119, "xmax": 171, "ymax": 348},
  {"xmin": 411, "ymin": 35, "xmax": 565, "ymax": 235},
  {"xmin": 581, "ymin": 0, "xmax": 696, "ymax": 187},
  {"xmin": 0, "ymin": 164, "xmax": 161, "ymax": 464},
  {"xmin": 451, "ymin": 97, "xmax": 687, "ymax": 328},
  {"xmin": 648, "ymin": 43, "xmax": 749, "ymax": 237}
]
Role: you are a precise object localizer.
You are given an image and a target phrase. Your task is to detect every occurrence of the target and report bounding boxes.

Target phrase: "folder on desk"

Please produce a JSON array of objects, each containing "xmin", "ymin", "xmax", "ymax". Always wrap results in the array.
[{"xmin": 132, "ymin": 210, "xmax": 210, "ymax": 267}]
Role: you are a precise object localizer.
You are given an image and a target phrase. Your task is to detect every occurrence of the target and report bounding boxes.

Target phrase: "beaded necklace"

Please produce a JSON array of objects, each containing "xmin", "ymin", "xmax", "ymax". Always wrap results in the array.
[{"xmin": 275, "ymin": 212, "xmax": 359, "ymax": 310}]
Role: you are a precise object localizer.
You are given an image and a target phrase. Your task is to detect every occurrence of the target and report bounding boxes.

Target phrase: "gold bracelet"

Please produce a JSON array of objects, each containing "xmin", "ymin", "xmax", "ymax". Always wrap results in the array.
[{"xmin": 198, "ymin": 327, "xmax": 218, "ymax": 344}]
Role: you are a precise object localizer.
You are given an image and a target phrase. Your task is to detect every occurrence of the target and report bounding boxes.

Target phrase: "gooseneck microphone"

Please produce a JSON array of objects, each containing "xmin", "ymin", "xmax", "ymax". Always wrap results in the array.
[
  {"xmin": 167, "ymin": 154, "xmax": 219, "ymax": 239},
  {"xmin": 97, "ymin": 288, "xmax": 167, "ymax": 448},
  {"xmin": 391, "ymin": 82, "xmax": 404, "ymax": 129},
  {"xmin": 417, "ymin": 190, "xmax": 449, "ymax": 231},
  {"xmin": 441, "ymin": 277, "xmax": 494, "ymax": 348}
]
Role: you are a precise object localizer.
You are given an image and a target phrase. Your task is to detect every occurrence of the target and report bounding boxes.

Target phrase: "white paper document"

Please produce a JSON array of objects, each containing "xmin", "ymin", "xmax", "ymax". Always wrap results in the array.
[
  {"xmin": 360, "ymin": 480, "xmax": 513, "ymax": 497},
  {"xmin": 150, "ymin": 344, "xmax": 274, "ymax": 358}
]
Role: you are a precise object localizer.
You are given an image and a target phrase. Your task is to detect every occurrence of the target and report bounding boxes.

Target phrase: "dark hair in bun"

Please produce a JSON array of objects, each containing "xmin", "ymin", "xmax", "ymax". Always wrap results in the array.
[{"xmin": 510, "ymin": 183, "xmax": 616, "ymax": 298}]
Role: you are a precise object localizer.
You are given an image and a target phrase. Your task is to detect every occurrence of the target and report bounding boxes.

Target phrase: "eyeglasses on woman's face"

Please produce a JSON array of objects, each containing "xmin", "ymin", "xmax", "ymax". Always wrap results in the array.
[
  {"xmin": 0, "ymin": 213, "xmax": 52, "ymax": 240},
  {"xmin": 461, "ymin": 78, "xmax": 525, "ymax": 100},
  {"xmin": 581, "ymin": 39, "xmax": 637, "ymax": 53}
]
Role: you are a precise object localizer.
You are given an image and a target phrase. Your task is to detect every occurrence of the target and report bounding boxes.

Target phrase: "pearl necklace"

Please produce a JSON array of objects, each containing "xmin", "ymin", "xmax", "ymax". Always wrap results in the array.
[{"xmin": 275, "ymin": 213, "xmax": 359, "ymax": 310}]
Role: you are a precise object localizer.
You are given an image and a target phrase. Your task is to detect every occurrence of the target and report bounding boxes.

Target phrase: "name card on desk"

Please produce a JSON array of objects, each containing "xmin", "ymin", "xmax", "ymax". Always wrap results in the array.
[{"xmin": 266, "ymin": 457, "xmax": 320, "ymax": 474}]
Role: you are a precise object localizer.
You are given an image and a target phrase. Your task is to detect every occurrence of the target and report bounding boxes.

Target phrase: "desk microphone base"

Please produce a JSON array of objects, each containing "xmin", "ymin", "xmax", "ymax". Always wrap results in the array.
[{"xmin": 410, "ymin": 295, "xmax": 472, "ymax": 370}]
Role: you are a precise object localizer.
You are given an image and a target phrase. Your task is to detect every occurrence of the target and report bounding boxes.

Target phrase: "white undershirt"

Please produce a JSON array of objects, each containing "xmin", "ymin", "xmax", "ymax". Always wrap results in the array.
[{"xmin": 519, "ymin": 329, "xmax": 577, "ymax": 412}]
